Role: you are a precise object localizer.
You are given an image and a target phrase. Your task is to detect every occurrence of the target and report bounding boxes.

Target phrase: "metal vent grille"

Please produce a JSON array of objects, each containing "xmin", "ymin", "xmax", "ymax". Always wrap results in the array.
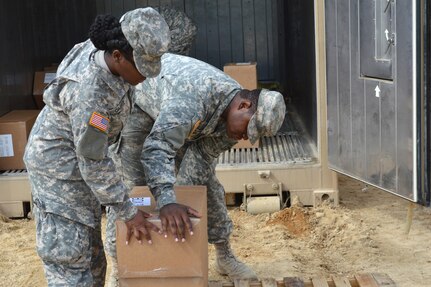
[
  {"xmin": 0, "ymin": 170, "xmax": 28, "ymax": 176},
  {"xmin": 217, "ymin": 132, "xmax": 314, "ymax": 166}
]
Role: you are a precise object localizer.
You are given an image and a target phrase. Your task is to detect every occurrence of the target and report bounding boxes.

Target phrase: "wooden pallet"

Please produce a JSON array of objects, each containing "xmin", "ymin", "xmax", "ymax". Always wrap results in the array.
[{"xmin": 209, "ymin": 273, "xmax": 396, "ymax": 287}]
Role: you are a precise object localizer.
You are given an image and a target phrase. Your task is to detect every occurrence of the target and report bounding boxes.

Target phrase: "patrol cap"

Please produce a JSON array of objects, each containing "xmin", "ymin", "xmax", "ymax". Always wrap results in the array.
[
  {"xmin": 247, "ymin": 89, "xmax": 286, "ymax": 144},
  {"xmin": 120, "ymin": 8, "xmax": 170, "ymax": 78},
  {"xmin": 157, "ymin": 7, "xmax": 197, "ymax": 55}
]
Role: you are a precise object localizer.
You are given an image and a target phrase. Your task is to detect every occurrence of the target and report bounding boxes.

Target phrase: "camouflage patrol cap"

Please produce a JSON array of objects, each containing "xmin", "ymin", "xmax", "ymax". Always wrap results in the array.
[
  {"xmin": 157, "ymin": 7, "xmax": 197, "ymax": 55},
  {"xmin": 247, "ymin": 89, "xmax": 286, "ymax": 144},
  {"xmin": 120, "ymin": 8, "xmax": 170, "ymax": 77}
]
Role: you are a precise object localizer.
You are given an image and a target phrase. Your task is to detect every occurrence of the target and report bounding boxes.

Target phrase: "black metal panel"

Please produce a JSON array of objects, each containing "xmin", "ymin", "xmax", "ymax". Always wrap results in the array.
[
  {"xmin": 242, "ymin": 0, "xmax": 256, "ymax": 62},
  {"xmin": 206, "ymin": 0, "xmax": 221, "ymax": 68},
  {"xmin": 283, "ymin": 0, "xmax": 316, "ymax": 145},
  {"xmin": 96, "ymin": 0, "xmax": 280, "ymax": 82},
  {"xmin": 192, "ymin": 0, "xmax": 208, "ymax": 61},
  {"xmin": 0, "ymin": 0, "xmax": 96, "ymax": 116},
  {"xmin": 255, "ymin": 0, "xmax": 269, "ymax": 79},
  {"xmin": 111, "ymin": 0, "xmax": 124, "ymax": 17},
  {"xmin": 217, "ymin": 0, "xmax": 233, "ymax": 68},
  {"xmin": 228, "ymin": 0, "xmax": 245, "ymax": 63},
  {"xmin": 425, "ymin": 0, "xmax": 431, "ymax": 206}
]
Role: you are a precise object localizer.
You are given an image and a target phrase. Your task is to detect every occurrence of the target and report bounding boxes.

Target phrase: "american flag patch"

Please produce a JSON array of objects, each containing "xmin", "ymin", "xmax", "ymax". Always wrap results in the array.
[{"xmin": 89, "ymin": 112, "xmax": 109, "ymax": 132}]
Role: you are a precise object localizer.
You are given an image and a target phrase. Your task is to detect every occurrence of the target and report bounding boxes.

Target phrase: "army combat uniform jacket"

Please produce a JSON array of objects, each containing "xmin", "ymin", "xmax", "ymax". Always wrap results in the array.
[
  {"xmin": 109, "ymin": 53, "xmax": 239, "ymax": 248},
  {"xmin": 24, "ymin": 39, "xmax": 137, "ymax": 228},
  {"xmin": 136, "ymin": 53, "xmax": 239, "ymax": 206}
]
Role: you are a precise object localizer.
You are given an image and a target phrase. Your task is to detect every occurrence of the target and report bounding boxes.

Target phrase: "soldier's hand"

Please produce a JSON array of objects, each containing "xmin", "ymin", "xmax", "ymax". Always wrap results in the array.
[
  {"xmin": 159, "ymin": 203, "xmax": 201, "ymax": 242},
  {"xmin": 124, "ymin": 210, "xmax": 160, "ymax": 245}
]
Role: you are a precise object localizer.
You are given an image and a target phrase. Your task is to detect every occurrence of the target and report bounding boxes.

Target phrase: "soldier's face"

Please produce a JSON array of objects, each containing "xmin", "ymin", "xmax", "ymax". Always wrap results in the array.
[
  {"xmin": 110, "ymin": 50, "xmax": 146, "ymax": 85},
  {"xmin": 225, "ymin": 100, "xmax": 253, "ymax": 141},
  {"xmin": 118, "ymin": 57, "xmax": 146, "ymax": 86}
]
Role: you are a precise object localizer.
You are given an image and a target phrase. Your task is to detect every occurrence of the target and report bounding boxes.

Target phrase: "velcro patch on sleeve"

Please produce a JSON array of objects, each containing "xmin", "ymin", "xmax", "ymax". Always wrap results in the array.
[{"xmin": 89, "ymin": 112, "xmax": 109, "ymax": 133}]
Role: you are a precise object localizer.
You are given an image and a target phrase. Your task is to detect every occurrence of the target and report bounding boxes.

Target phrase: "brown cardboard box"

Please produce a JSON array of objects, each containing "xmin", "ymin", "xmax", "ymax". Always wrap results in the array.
[
  {"xmin": 234, "ymin": 139, "xmax": 259, "ymax": 149},
  {"xmin": 223, "ymin": 62, "xmax": 258, "ymax": 90},
  {"xmin": 33, "ymin": 71, "xmax": 57, "ymax": 109},
  {"xmin": 0, "ymin": 110, "xmax": 40, "ymax": 170},
  {"xmin": 224, "ymin": 62, "xmax": 260, "ymax": 148},
  {"xmin": 116, "ymin": 186, "xmax": 208, "ymax": 287}
]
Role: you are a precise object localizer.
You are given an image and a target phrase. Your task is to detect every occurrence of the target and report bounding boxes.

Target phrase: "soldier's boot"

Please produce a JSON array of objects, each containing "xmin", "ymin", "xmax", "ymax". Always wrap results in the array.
[
  {"xmin": 107, "ymin": 259, "xmax": 119, "ymax": 287},
  {"xmin": 214, "ymin": 241, "xmax": 258, "ymax": 280}
]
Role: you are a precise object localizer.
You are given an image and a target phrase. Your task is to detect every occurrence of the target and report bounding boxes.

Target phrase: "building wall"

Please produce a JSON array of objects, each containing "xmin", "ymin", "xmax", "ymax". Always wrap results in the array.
[
  {"xmin": 0, "ymin": 0, "xmax": 318, "ymax": 146},
  {"xmin": 96, "ymin": 0, "xmax": 283, "ymax": 83},
  {"xmin": 0, "ymin": 0, "xmax": 97, "ymax": 116}
]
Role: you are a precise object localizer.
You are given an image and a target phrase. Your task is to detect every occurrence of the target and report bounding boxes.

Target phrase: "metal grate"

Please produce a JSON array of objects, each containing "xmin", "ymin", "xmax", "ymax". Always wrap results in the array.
[
  {"xmin": 217, "ymin": 132, "xmax": 314, "ymax": 166},
  {"xmin": 0, "ymin": 170, "xmax": 28, "ymax": 176}
]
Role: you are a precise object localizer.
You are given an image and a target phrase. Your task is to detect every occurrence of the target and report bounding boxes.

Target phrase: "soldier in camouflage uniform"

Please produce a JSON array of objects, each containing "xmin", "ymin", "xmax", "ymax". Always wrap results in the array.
[
  {"xmin": 103, "ymin": 7, "xmax": 197, "ymax": 287},
  {"xmin": 23, "ymin": 8, "xmax": 170, "ymax": 287},
  {"xmin": 107, "ymin": 53, "xmax": 286, "ymax": 281}
]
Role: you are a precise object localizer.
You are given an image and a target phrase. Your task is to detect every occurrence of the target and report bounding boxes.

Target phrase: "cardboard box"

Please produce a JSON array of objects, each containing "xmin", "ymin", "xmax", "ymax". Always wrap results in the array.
[
  {"xmin": 33, "ymin": 71, "xmax": 56, "ymax": 109},
  {"xmin": 0, "ymin": 110, "xmax": 40, "ymax": 170},
  {"xmin": 223, "ymin": 62, "xmax": 258, "ymax": 90},
  {"xmin": 116, "ymin": 186, "xmax": 208, "ymax": 287},
  {"xmin": 224, "ymin": 62, "xmax": 260, "ymax": 148},
  {"xmin": 234, "ymin": 139, "xmax": 259, "ymax": 149}
]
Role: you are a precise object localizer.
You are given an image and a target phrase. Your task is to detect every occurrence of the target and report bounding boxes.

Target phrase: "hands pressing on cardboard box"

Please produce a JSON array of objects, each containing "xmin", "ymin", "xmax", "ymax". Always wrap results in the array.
[
  {"xmin": 159, "ymin": 203, "xmax": 201, "ymax": 242},
  {"xmin": 125, "ymin": 209, "xmax": 161, "ymax": 245}
]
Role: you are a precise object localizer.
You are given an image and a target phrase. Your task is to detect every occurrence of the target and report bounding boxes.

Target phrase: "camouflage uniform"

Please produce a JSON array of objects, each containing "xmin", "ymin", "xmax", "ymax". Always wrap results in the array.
[
  {"xmin": 23, "ymin": 8, "xmax": 170, "ymax": 287},
  {"xmin": 106, "ymin": 53, "xmax": 286, "ymax": 259},
  {"xmin": 156, "ymin": 6, "xmax": 197, "ymax": 55}
]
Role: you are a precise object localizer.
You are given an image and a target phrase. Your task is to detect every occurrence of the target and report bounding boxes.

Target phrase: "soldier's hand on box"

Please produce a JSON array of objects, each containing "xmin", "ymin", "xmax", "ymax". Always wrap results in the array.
[
  {"xmin": 159, "ymin": 203, "xmax": 201, "ymax": 243},
  {"xmin": 125, "ymin": 210, "xmax": 160, "ymax": 245}
]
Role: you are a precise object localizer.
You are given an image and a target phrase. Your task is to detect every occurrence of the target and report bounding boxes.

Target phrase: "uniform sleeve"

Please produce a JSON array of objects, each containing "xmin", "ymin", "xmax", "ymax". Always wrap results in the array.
[
  {"xmin": 112, "ymin": 104, "xmax": 154, "ymax": 189},
  {"xmin": 66, "ymin": 88, "xmax": 137, "ymax": 221},
  {"xmin": 141, "ymin": 95, "xmax": 202, "ymax": 209},
  {"xmin": 193, "ymin": 131, "xmax": 237, "ymax": 162}
]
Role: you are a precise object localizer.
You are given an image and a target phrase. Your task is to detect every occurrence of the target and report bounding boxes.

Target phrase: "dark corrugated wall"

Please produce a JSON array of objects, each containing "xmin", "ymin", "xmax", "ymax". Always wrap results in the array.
[
  {"xmin": 283, "ymin": 1, "xmax": 316, "ymax": 145},
  {"xmin": 0, "ymin": 0, "xmax": 97, "ymax": 116},
  {"xmin": 424, "ymin": 0, "xmax": 430, "ymax": 206},
  {"xmin": 96, "ymin": 0, "xmax": 283, "ymax": 83},
  {"xmin": 96, "ymin": 0, "xmax": 319, "ymax": 143},
  {"xmin": 0, "ymin": 0, "xmax": 318, "ymax": 145}
]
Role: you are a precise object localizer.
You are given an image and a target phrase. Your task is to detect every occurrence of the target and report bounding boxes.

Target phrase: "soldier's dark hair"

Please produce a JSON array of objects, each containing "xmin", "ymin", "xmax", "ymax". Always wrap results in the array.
[
  {"xmin": 88, "ymin": 14, "xmax": 133, "ymax": 61},
  {"xmin": 238, "ymin": 89, "xmax": 261, "ymax": 113}
]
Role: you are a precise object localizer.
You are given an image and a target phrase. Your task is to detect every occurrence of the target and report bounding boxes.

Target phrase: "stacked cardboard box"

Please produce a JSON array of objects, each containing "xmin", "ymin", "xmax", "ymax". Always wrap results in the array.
[
  {"xmin": 33, "ymin": 65, "xmax": 57, "ymax": 109},
  {"xmin": 0, "ymin": 110, "xmax": 40, "ymax": 170},
  {"xmin": 223, "ymin": 62, "xmax": 260, "ymax": 148},
  {"xmin": 116, "ymin": 186, "xmax": 208, "ymax": 287},
  {"xmin": 223, "ymin": 62, "xmax": 258, "ymax": 90}
]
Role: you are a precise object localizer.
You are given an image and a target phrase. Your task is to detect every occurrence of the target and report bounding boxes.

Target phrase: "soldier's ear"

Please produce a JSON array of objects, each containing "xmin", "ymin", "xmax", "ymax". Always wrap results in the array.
[
  {"xmin": 238, "ymin": 100, "xmax": 252, "ymax": 110},
  {"xmin": 111, "ymin": 50, "xmax": 122, "ymax": 62}
]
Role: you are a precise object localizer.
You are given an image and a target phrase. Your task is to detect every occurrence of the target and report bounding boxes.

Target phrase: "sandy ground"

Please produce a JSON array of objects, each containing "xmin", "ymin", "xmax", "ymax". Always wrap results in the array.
[{"xmin": 1, "ymin": 175, "xmax": 431, "ymax": 286}]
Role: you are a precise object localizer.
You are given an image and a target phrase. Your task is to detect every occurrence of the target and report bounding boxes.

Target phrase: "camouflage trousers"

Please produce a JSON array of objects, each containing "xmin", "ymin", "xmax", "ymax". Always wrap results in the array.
[
  {"xmin": 105, "ymin": 108, "xmax": 233, "ymax": 258},
  {"xmin": 33, "ymin": 205, "xmax": 106, "ymax": 286},
  {"xmin": 28, "ymin": 172, "xmax": 106, "ymax": 286}
]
